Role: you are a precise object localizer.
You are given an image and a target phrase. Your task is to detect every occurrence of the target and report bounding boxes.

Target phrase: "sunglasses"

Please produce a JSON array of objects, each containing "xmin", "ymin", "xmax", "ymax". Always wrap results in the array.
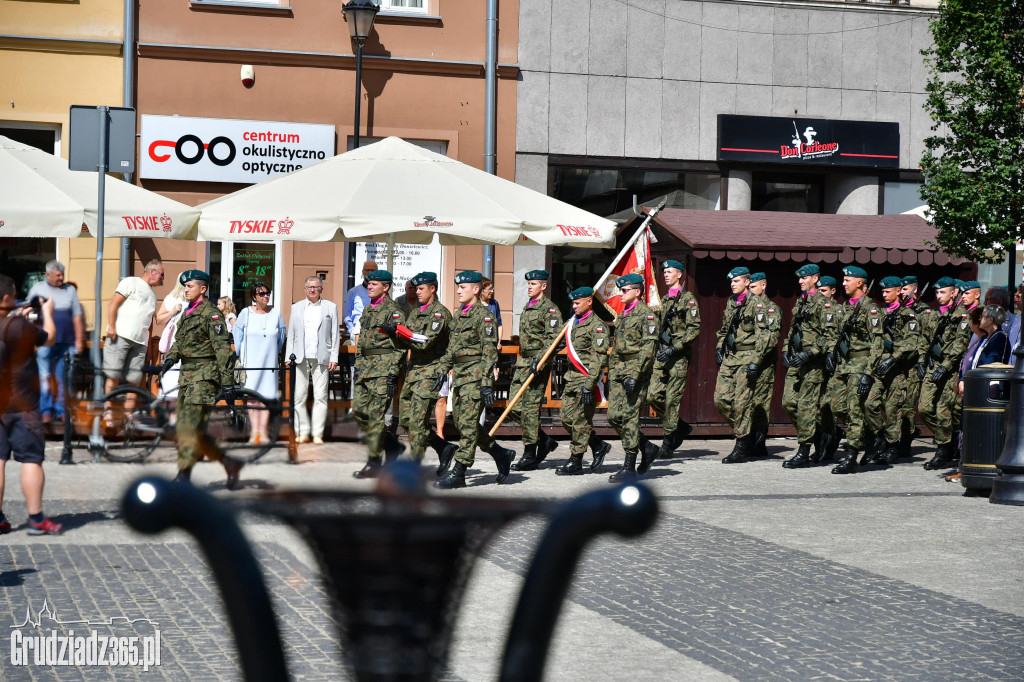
[{"xmin": 256, "ymin": 291, "xmax": 271, "ymax": 297}]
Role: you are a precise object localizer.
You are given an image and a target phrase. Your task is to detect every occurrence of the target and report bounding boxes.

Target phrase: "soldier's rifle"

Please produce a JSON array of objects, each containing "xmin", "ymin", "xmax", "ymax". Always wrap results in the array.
[
  {"xmin": 488, "ymin": 199, "xmax": 669, "ymax": 437},
  {"xmin": 825, "ymin": 278, "xmax": 874, "ymax": 374},
  {"xmin": 717, "ymin": 302, "xmax": 744, "ymax": 362},
  {"xmin": 657, "ymin": 290, "xmax": 685, "ymax": 355}
]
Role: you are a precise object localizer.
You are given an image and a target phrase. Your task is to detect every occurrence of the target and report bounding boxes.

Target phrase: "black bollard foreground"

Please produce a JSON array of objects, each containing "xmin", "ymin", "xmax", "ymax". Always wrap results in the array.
[{"xmin": 991, "ymin": 343, "xmax": 1024, "ymax": 506}]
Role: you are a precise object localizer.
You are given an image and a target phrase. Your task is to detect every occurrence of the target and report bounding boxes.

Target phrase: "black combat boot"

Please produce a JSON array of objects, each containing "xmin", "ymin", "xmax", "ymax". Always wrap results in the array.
[
  {"xmin": 722, "ymin": 436, "xmax": 751, "ymax": 464},
  {"xmin": 512, "ymin": 444, "xmax": 540, "ymax": 472},
  {"xmin": 657, "ymin": 420, "xmax": 693, "ymax": 460},
  {"xmin": 831, "ymin": 452, "xmax": 858, "ymax": 474},
  {"xmin": 811, "ymin": 428, "xmax": 830, "ymax": 463},
  {"xmin": 588, "ymin": 435, "xmax": 611, "ymax": 471},
  {"xmin": 898, "ymin": 430, "xmax": 915, "ymax": 459},
  {"xmin": 383, "ymin": 432, "xmax": 406, "ymax": 464},
  {"xmin": 434, "ymin": 462, "xmax": 467, "ymax": 489},
  {"xmin": 753, "ymin": 430, "xmax": 769, "ymax": 458},
  {"xmin": 430, "ymin": 432, "xmax": 458, "ymax": 476},
  {"xmin": 862, "ymin": 433, "xmax": 889, "ymax": 466},
  {"xmin": 487, "ymin": 441, "xmax": 514, "ymax": 483},
  {"xmin": 172, "ymin": 467, "xmax": 193, "ymax": 484},
  {"xmin": 826, "ymin": 427, "xmax": 844, "ymax": 460},
  {"xmin": 883, "ymin": 441, "xmax": 902, "ymax": 466},
  {"xmin": 536, "ymin": 429, "xmax": 559, "ymax": 463},
  {"xmin": 555, "ymin": 454, "xmax": 584, "ymax": 476},
  {"xmin": 609, "ymin": 450, "xmax": 638, "ymax": 482},
  {"xmin": 783, "ymin": 443, "xmax": 812, "ymax": 469},
  {"xmin": 923, "ymin": 442, "xmax": 955, "ymax": 470},
  {"xmin": 353, "ymin": 458, "xmax": 383, "ymax": 479},
  {"xmin": 637, "ymin": 437, "xmax": 660, "ymax": 475}
]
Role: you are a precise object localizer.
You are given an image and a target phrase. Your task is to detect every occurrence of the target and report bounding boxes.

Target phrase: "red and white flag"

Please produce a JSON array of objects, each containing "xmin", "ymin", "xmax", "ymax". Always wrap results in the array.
[
  {"xmin": 383, "ymin": 323, "xmax": 427, "ymax": 344},
  {"xmin": 595, "ymin": 225, "xmax": 660, "ymax": 314},
  {"xmin": 565, "ymin": 315, "xmax": 607, "ymax": 406}
]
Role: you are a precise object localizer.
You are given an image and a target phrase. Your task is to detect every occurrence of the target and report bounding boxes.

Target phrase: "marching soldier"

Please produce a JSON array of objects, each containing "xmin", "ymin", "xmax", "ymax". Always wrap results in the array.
[
  {"xmin": 510, "ymin": 270, "xmax": 564, "ymax": 471},
  {"xmin": 434, "ymin": 271, "xmax": 515, "ymax": 489},
  {"xmin": 747, "ymin": 272, "xmax": 780, "ymax": 458},
  {"xmin": 781, "ymin": 264, "xmax": 828, "ymax": 469},
  {"xmin": 863, "ymin": 276, "xmax": 921, "ymax": 466},
  {"xmin": 647, "ymin": 259, "xmax": 700, "ymax": 460},
  {"xmin": 816, "ymin": 275, "xmax": 841, "ymax": 460},
  {"xmin": 714, "ymin": 267, "xmax": 775, "ymax": 464},
  {"xmin": 827, "ymin": 266, "xmax": 884, "ymax": 474},
  {"xmin": 897, "ymin": 275, "xmax": 932, "ymax": 458},
  {"xmin": 387, "ymin": 272, "xmax": 458, "ymax": 470},
  {"xmin": 351, "ymin": 270, "xmax": 407, "ymax": 478},
  {"xmin": 554, "ymin": 287, "xmax": 611, "ymax": 475},
  {"xmin": 160, "ymin": 270, "xmax": 242, "ymax": 489},
  {"xmin": 607, "ymin": 273, "xmax": 660, "ymax": 480},
  {"xmin": 918, "ymin": 276, "xmax": 973, "ymax": 470}
]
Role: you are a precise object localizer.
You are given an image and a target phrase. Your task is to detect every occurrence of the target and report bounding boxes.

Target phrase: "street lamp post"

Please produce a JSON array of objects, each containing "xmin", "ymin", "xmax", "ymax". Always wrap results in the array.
[{"xmin": 342, "ymin": 0, "xmax": 379, "ymax": 151}]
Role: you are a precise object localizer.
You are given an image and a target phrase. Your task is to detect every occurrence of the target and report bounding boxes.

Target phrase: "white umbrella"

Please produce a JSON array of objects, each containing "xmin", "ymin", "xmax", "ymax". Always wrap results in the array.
[
  {"xmin": 196, "ymin": 136, "xmax": 615, "ymax": 248},
  {"xmin": 0, "ymin": 135, "xmax": 199, "ymax": 238}
]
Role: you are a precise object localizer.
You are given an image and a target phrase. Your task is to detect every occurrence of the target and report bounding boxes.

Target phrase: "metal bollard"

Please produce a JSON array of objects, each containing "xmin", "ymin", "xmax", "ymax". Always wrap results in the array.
[{"xmin": 287, "ymin": 353, "xmax": 298, "ymax": 464}]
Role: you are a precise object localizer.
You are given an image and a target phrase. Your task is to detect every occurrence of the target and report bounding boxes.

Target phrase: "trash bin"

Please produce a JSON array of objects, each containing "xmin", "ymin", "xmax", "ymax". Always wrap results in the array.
[{"xmin": 961, "ymin": 364, "xmax": 1014, "ymax": 493}]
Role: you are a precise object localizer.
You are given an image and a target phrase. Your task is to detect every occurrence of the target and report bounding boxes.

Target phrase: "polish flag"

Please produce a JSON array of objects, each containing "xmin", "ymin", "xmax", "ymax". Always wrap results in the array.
[
  {"xmin": 382, "ymin": 324, "xmax": 427, "ymax": 344},
  {"xmin": 565, "ymin": 315, "xmax": 607, "ymax": 406},
  {"xmin": 594, "ymin": 225, "xmax": 660, "ymax": 314}
]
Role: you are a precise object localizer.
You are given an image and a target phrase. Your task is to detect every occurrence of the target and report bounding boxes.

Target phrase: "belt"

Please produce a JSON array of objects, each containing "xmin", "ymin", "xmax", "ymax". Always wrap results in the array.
[
  {"xmin": 734, "ymin": 343, "xmax": 755, "ymax": 351},
  {"xmin": 181, "ymin": 356, "xmax": 214, "ymax": 365},
  {"xmin": 361, "ymin": 348, "xmax": 395, "ymax": 356},
  {"xmin": 848, "ymin": 349, "xmax": 871, "ymax": 359},
  {"xmin": 519, "ymin": 349, "xmax": 541, "ymax": 358},
  {"xmin": 454, "ymin": 353, "xmax": 482, "ymax": 363}
]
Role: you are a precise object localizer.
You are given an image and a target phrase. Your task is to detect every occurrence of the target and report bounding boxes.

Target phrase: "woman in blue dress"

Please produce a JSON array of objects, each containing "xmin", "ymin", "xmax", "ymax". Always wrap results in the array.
[{"xmin": 232, "ymin": 284, "xmax": 286, "ymax": 444}]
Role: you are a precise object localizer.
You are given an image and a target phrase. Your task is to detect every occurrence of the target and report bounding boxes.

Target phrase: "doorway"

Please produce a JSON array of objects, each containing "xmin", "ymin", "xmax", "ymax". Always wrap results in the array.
[{"xmin": 220, "ymin": 241, "xmax": 283, "ymax": 312}]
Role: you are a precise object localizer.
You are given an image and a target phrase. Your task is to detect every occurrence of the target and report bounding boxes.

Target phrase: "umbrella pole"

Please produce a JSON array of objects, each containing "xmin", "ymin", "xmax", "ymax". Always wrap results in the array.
[
  {"xmin": 92, "ymin": 106, "xmax": 109, "ymax": 400},
  {"xmin": 387, "ymin": 233, "xmax": 395, "ymax": 272}
]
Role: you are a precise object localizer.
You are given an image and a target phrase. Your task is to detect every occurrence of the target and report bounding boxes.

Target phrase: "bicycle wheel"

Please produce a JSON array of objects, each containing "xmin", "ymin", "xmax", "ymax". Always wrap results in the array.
[
  {"xmin": 99, "ymin": 385, "xmax": 165, "ymax": 463},
  {"xmin": 211, "ymin": 388, "xmax": 282, "ymax": 464}
]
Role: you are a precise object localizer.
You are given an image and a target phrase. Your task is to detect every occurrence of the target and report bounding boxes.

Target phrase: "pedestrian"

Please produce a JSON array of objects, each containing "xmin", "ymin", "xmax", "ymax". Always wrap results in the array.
[
  {"xmin": 433, "ymin": 270, "xmax": 514, "ymax": 489},
  {"xmin": 747, "ymin": 272, "xmax": 780, "ymax": 458},
  {"xmin": 608, "ymin": 273, "xmax": 659, "ymax": 480},
  {"xmin": 217, "ymin": 297, "xmax": 237, "ymax": 332},
  {"xmin": 103, "ymin": 259, "xmax": 164, "ymax": 396},
  {"xmin": 553, "ymin": 286, "xmax": 611, "ymax": 475},
  {"xmin": 781, "ymin": 264, "xmax": 828, "ymax": 469},
  {"xmin": 388, "ymin": 271, "xmax": 457, "ymax": 469},
  {"xmin": 394, "ymin": 278, "xmax": 417, "ymax": 317},
  {"xmin": 480, "ymin": 277, "xmax": 504, "ymax": 342},
  {"xmin": 509, "ymin": 270, "xmax": 563, "ymax": 472},
  {"xmin": 349, "ymin": 270, "xmax": 407, "ymax": 478},
  {"xmin": 27, "ymin": 260, "xmax": 84, "ymax": 424},
  {"xmin": 343, "ymin": 260, "xmax": 377, "ymax": 343},
  {"xmin": 155, "ymin": 277, "xmax": 187, "ymax": 400},
  {"xmin": 232, "ymin": 284, "xmax": 286, "ymax": 444},
  {"xmin": 0, "ymin": 274, "xmax": 62, "ymax": 535},
  {"xmin": 647, "ymin": 259, "xmax": 700, "ymax": 460},
  {"xmin": 158, "ymin": 270, "xmax": 242, "ymax": 490},
  {"xmin": 285, "ymin": 275, "xmax": 340, "ymax": 445},
  {"xmin": 918, "ymin": 276, "xmax": 973, "ymax": 470},
  {"xmin": 959, "ymin": 306, "xmax": 1010, "ymax": 396}
]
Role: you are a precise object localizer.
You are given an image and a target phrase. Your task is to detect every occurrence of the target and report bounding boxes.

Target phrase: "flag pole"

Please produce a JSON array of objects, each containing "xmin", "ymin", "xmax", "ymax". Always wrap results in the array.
[{"xmin": 488, "ymin": 199, "xmax": 667, "ymax": 437}]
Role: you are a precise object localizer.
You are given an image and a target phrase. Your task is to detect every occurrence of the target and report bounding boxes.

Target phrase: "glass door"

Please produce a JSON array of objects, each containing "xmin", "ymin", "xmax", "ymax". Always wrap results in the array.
[{"xmin": 220, "ymin": 241, "xmax": 283, "ymax": 312}]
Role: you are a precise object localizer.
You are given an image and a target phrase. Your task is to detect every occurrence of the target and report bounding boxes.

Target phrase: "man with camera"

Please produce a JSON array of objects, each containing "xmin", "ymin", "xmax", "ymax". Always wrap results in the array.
[{"xmin": 0, "ymin": 274, "xmax": 63, "ymax": 535}]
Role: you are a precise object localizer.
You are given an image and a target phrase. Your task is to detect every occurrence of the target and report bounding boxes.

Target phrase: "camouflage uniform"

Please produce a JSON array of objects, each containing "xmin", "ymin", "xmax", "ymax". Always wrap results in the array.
[
  {"xmin": 781, "ymin": 292, "xmax": 828, "ymax": 444},
  {"xmin": 164, "ymin": 299, "xmax": 236, "ymax": 471},
  {"xmin": 751, "ymin": 294, "xmax": 781, "ymax": 443},
  {"xmin": 647, "ymin": 288, "xmax": 700, "ymax": 436},
  {"xmin": 438, "ymin": 302, "xmax": 499, "ymax": 467},
  {"xmin": 829, "ymin": 295, "xmax": 884, "ymax": 452},
  {"xmin": 607, "ymin": 300, "xmax": 657, "ymax": 453},
  {"xmin": 900, "ymin": 299, "xmax": 934, "ymax": 441},
  {"xmin": 865, "ymin": 302, "xmax": 921, "ymax": 446},
  {"xmin": 508, "ymin": 295, "xmax": 562, "ymax": 444},
  {"xmin": 919, "ymin": 302, "xmax": 972, "ymax": 447},
  {"xmin": 818, "ymin": 295, "xmax": 842, "ymax": 446},
  {"xmin": 396, "ymin": 299, "xmax": 451, "ymax": 460},
  {"xmin": 713, "ymin": 294, "xmax": 775, "ymax": 439},
  {"xmin": 560, "ymin": 312, "xmax": 609, "ymax": 456},
  {"xmin": 353, "ymin": 297, "xmax": 406, "ymax": 461}
]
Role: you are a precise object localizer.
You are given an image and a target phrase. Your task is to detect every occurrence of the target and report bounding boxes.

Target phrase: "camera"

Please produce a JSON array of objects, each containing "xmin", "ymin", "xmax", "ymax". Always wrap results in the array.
[{"xmin": 14, "ymin": 296, "xmax": 47, "ymax": 321}]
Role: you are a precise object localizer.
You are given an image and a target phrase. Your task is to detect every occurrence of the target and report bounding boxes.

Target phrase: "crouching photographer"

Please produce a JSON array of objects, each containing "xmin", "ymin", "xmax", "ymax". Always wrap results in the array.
[{"xmin": 0, "ymin": 274, "xmax": 62, "ymax": 535}]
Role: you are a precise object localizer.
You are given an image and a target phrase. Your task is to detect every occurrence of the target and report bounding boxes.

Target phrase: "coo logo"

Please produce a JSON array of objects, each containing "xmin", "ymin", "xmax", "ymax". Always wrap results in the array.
[{"xmin": 148, "ymin": 135, "xmax": 236, "ymax": 166}]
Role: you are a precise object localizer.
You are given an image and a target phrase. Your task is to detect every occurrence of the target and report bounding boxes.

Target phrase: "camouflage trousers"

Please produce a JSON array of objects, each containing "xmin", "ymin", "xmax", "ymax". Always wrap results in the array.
[
  {"xmin": 647, "ymin": 357, "xmax": 689, "ymax": 434},
  {"xmin": 782, "ymin": 363, "xmax": 825, "ymax": 444},
  {"xmin": 399, "ymin": 373, "xmax": 440, "ymax": 461},
  {"xmin": 607, "ymin": 375, "xmax": 647, "ymax": 453},
  {"xmin": 830, "ymin": 362, "xmax": 872, "ymax": 450},
  {"xmin": 865, "ymin": 372, "xmax": 910, "ymax": 444},
  {"xmin": 450, "ymin": 382, "xmax": 495, "ymax": 467},
  {"xmin": 508, "ymin": 365, "xmax": 550, "ymax": 445},
  {"xmin": 919, "ymin": 371, "xmax": 958, "ymax": 445},
  {"xmin": 753, "ymin": 361, "xmax": 776, "ymax": 437},
  {"xmin": 354, "ymin": 375, "xmax": 391, "ymax": 461},
  {"xmin": 820, "ymin": 375, "xmax": 837, "ymax": 439},
  {"xmin": 560, "ymin": 376, "xmax": 596, "ymax": 456},
  {"xmin": 899, "ymin": 370, "xmax": 922, "ymax": 440},
  {"xmin": 176, "ymin": 379, "xmax": 225, "ymax": 471},
  {"xmin": 713, "ymin": 351, "xmax": 759, "ymax": 439}
]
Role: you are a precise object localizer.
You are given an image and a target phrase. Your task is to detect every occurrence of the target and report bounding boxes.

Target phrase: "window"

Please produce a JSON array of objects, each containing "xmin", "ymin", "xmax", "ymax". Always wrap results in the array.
[
  {"xmin": 751, "ymin": 175, "xmax": 824, "ymax": 213},
  {"xmin": 347, "ymin": 136, "xmax": 447, "ymax": 155},
  {"xmin": 0, "ymin": 122, "xmax": 59, "ymax": 154},
  {"xmin": 551, "ymin": 167, "xmax": 720, "ymax": 221},
  {"xmin": 883, "ymin": 181, "xmax": 924, "ymax": 215},
  {"xmin": 376, "ymin": 0, "xmax": 427, "ymax": 13}
]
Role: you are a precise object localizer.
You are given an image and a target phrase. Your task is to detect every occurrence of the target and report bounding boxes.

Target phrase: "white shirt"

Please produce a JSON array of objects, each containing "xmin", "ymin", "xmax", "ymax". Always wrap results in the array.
[
  {"xmin": 113, "ymin": 277, "xmax": 157, "ymax": 346},
  {"xmin": 303, "ymin": 299, "xmax": 322, "ymax": 359}
]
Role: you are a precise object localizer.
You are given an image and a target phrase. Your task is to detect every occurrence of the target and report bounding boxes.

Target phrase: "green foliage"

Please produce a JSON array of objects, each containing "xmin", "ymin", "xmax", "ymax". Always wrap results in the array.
[{"xmin": 921, "ymin": 0, "xmax": 1024, "ymax": 263}]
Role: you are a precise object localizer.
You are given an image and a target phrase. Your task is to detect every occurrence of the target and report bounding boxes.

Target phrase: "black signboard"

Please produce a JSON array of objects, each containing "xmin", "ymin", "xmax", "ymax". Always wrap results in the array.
[{"xmin": 717, "ymin": 115, "xmax": 900, "ymax": 168}]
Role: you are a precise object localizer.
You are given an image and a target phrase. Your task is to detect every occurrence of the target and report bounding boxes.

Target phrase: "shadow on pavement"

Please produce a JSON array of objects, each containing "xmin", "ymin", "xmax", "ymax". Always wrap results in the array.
[
  {"xmin": 0, "ymin": 568, "xmax": 37, "ymax": 586},
  {"xmin": 51, "ymin": 510, "xmax": 122, "ymax": 532}
]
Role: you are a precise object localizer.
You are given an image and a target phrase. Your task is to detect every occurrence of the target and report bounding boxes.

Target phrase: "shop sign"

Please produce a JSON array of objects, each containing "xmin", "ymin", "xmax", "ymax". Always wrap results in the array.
[
  {"xmin": 140, "ymin": 115, "xmax": 335, "ymax": 183},
  {"xmin": 717, "ymin": 115, "xmax": 899, "ymax": 168}
]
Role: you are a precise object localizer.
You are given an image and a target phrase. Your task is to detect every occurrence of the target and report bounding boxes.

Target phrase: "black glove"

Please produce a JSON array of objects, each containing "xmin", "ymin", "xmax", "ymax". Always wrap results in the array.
[
  {"xmin": 656, "ymin": 346, "xmax": 678, "ymax": 363},
  {"xmin": 529, "ymin": 357, "xmax": 540, "ymax": 375},
  {"xmin": 781, "ymin": 351, "xmax": 791, "ymax": 369},
  {"xmin": 431, "ymin": 372, "xmax": 446, "ymax": 392},
  {"xmin": 715, "ymin": 349, "xmax": 725, "ymax": 367},
  {"xmin": 217, "ymin": 384, "xmax": 242, "ymax": 400},
  {"xmin": 825, "ymin": 351, "xmax": 837, "ymax": 375},
  {"xmin": 789, "ymin": 350, "xmax": 814, "ymax": 368},
  {"xmin": 581, "ymin": 388, "xmax": 595, "ymax": 406},
  {"xmin": 745, "ymin": 363, "xmax": 761, "ymax": 379},
  {"xmin": 930, "ymin": 365, "xmax": 951, "ymax": 384},
  {"xmin": 159, "ymin": 358, "xmax": 175, "ymax": 375},
  {"xmin": 857, "ymin": 374, "xmax": 874, "ymax": 398},
  {"xmin": 386, "ymin": 375, "xmax": 399, "ymax": 398},
  {"xmin": 378, "ymin": 323, "xmax": 398, "ymax": 337},
  {"xmin": 916, "ymin": 363, "xmax": 928, "ymax": 380},
  {"xmin": 624, "ymin": 378, "xmax": 639, "ymax": 399},
  {"xmin": 481, "ymin": 386, "xmax": 495, "ymax": 408},
  {"xmin": 875, "ymin": 356, "xmax": 896, "ymax": 379}
]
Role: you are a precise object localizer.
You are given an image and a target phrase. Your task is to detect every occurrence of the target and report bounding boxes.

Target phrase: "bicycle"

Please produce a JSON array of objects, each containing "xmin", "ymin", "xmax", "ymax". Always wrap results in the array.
[{"xmin": 97, "ymin": 364, "xmax": 282, "ymax": 464}]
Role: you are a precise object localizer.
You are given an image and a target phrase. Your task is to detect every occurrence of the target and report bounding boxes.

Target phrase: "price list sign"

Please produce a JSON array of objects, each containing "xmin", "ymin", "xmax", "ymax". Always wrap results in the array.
[
  {"xmin": 355, "ymin": 236, "xmax": 442, "ymax": 293},
  {"xmin": 232, "ymin": 243, "xmax": 275, "ymax": 310}
]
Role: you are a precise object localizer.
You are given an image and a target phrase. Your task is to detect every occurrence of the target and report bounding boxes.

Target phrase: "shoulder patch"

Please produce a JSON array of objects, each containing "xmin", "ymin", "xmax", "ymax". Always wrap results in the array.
[
  {"xmin": 434, "ymin": 312, "xmax": 443, "ymax": 317},
  {"xmin": 393, "ymin": 313, "xmax": 401, "ymax": 318},
  {"xmin": 908, "ymin": 313, "xmax": 915, "ymax": 318},
  {"xmin": 824, "ymin": 303, "xmax": 831, "ymax": 308},
  {"xmin": 768, "ymin": 308, "xmax": 775, "ymax": 313},
  {"xmin": 756, "ymin": 303, "xmax": 764, "ymax": 308},
  {"xmin": 647, "ymin": 315, "xmax": 655, "ymax": 320},
  {"xmin": 548, "ymin": 308, "xmax": 557, "ymax": 313},
  {"xmin": 596, "ymin": 327, "xmax": 604, "ymax": 332},
  {"xmin": 688, "ymin": 300, "xmax": 696, "ymax": 305},
  {"xmin": 484, "ymin": 317, "xmax": 493, "ymax": 322},
  {"xmin": 870, "ymin": 310, "xmax": 878, "ymax": 314},
  {"xmin": 211, "ymin": 314, "xmax": 220, "ymax": 320},
  {"xmin": 961, "ymin": 313, "xmax": 968, "ymax": 318}
]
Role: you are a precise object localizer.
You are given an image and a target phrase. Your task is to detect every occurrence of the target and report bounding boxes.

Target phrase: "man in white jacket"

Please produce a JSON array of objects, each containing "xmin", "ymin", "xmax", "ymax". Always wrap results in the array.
[{"xmin": 285, "ymin": 275, "xmax": 339, "ymax": 444}]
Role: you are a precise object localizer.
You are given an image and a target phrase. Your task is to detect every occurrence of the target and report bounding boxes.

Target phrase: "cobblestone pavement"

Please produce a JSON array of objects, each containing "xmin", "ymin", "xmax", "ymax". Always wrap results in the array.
[{"xmin": 0, "ymin": 435, "xmax": 1021, "ymax": 680}]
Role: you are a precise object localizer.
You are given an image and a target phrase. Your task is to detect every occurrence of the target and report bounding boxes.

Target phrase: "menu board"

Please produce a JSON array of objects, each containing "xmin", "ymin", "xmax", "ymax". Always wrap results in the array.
[
  {"xmin": 355, "ymin": 236, "xmax": 442, "ymax": 293},
  {"xmin": 232, "ymin": 243, "xmax": 275, "ymax": 310}
]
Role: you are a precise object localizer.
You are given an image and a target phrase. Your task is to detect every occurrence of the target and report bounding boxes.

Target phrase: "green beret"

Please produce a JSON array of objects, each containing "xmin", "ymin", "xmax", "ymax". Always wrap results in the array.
[
  {"xmin": 935, "ymin": 276, "xmax": 956, "ymax": 289},
  {"xmin": 525, "ymin": 269, "xmax": 549, "ymax": 281},
  {"xmin": 727, "ymin": 266, "xmax": 750, "ymax": 279},
  {"xmin": 178, "ymin": 269, "xmax": 210, "ymax": 285},
  {"xmin": 410, "ymin": 272, "xmax": 437, "ymax": 287},
  {"xmin": 901, "ymin": 275, "xmax": 918, "ymax": 286},
  {"xmin": 795, "ymin": 264, "xmax": 819, "ymax": 277},
  {"xmin": 962, "ymin": 280, "xmax": 980, "ymax": 291},
  {"xmin": 750, "ymin": 272, "xmax": 766, "ymax": 283},
  {"xmin": 569, "ymin": 286, "xmax": 595, "ymax": 300},
  {"xmin": 880, "ymin": 276, "xmax": 902, "ymax": 289},
  {"xmin": 953, "ymin": 279, "xmax": 965, "ymax": 290},
  {"xmin": 818, "ymin": 276, "xmax": 836, "ymax": 288},
  {"xmin": 616, "ymin": 273, "xmax": 644, "ymax": 288},
  {"xmin": 843, "ymin": 266, "xmax": 868, "ymax": 279},
  {"xmin": 661, "ymin": 259, "xmax": 685, "ymax": 272},
  {"xmin": 455, "ymin": 270, "xmax": 482, "ymax": 284},
  {"xmin": 365, "ymin": 269, "xmax": 393, "ymax": 282}
]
